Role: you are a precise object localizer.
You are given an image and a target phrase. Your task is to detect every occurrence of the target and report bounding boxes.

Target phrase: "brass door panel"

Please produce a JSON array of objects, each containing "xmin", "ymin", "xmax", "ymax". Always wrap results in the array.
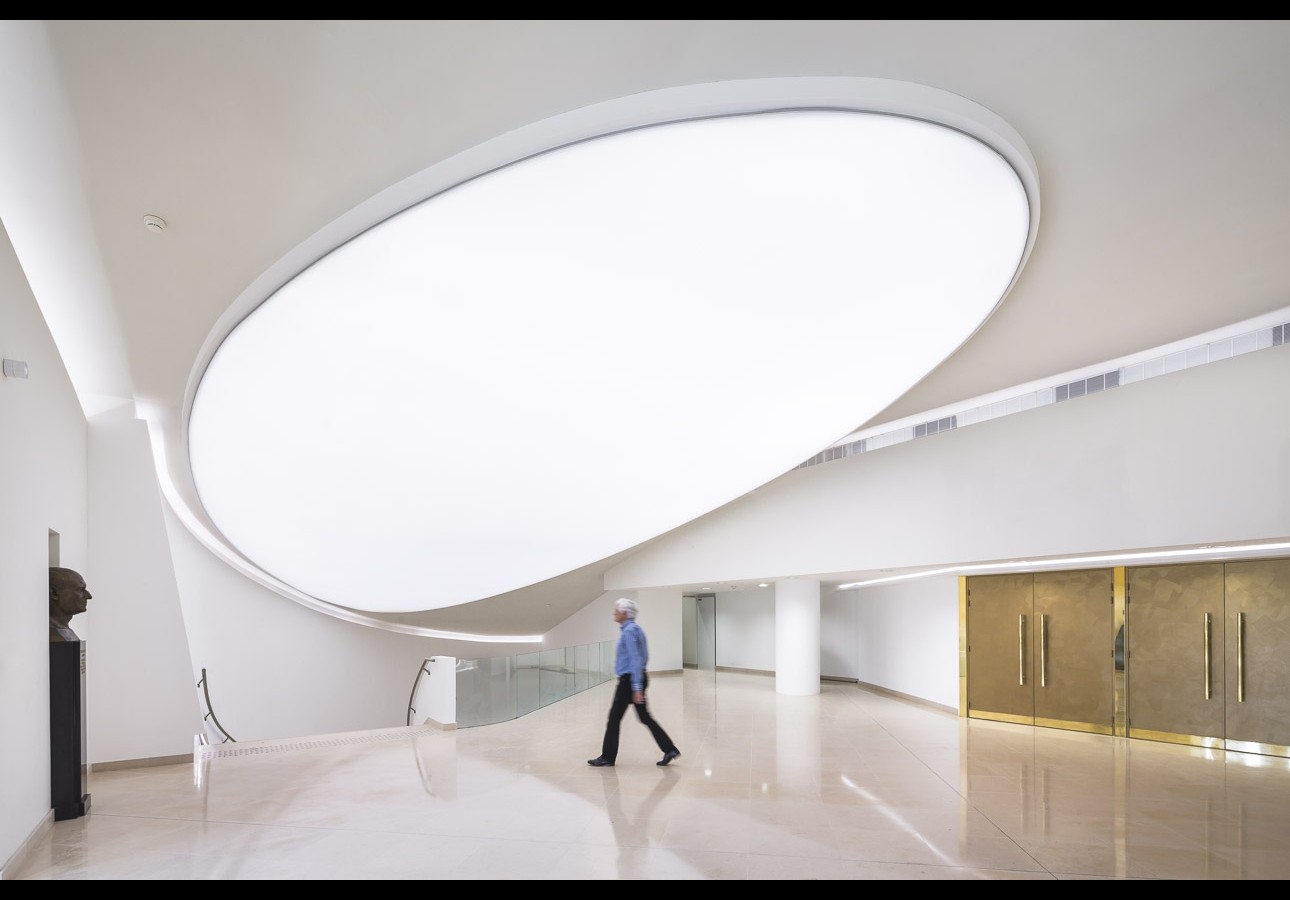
[
  {"xmin": 1033, "ymin": 569, "xmax": 1115, "ymax": 734},
  {"xmin": 1224, "ymin": 559, "xmax": 1290, "ymax": 755},
  {"xmin": 966, "ymin": 573, "xmax": 1034, "ymax": 724},
  {"xmin": 1125, "ymin": 563, "xmax": 1225, "ymax": 747}
]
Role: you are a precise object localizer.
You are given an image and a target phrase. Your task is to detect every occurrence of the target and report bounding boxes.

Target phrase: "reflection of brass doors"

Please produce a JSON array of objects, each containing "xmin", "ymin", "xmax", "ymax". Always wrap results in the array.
[
  {"xmin": 966, "ymin": 570, "xmax": 1114, "ymax": 734},
  {"xmin": 1224, "ymin": 559, "xmax": 1290, "ymax": 755},
  {"xmin": 1125, "ymin": 564, "xmax": 1224, "ymax": 747}
]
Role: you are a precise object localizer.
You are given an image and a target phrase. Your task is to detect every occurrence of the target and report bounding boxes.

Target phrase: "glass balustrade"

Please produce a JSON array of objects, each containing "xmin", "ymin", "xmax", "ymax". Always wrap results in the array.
[{"xmin": 455, "ymin": 640, "xmax": 616, "ymax": 727}]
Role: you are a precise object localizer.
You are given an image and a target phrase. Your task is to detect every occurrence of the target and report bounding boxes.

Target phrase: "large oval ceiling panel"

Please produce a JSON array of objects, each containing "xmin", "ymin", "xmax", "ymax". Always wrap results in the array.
[{"xmin": 188, "ymin": 80, "xmax": 1036, "ymax": 614}]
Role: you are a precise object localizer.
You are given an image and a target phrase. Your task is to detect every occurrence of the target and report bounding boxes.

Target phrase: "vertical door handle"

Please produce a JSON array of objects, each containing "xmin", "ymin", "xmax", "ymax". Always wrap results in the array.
[
  {"xmin": 1203, "ymin": 612, "xmax": 1211, "ymax": 700},
  {"xmin": 1018, "ymin": 614, "xmax": 1026, "ymax": 686},
  {"xmin": 1040, "ymin": 614, "xmax": 1048, "ymax": 688},
  {"xmin": 1237, "ymin": 611, "xmax": 1246, "ymax": 703}
]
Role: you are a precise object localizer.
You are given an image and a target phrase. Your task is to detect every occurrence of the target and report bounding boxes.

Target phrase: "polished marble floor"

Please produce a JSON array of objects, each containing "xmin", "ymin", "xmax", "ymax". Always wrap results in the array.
[{"xmin": 12, "ymin": 668, "xmax": 1290, "ymax": 880}]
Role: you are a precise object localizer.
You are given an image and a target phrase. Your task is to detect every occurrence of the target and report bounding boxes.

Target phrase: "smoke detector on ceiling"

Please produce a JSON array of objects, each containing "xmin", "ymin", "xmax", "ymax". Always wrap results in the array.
[{"xmin": 142, "ymin": 214, "xmax": 167, "ymax": 233}]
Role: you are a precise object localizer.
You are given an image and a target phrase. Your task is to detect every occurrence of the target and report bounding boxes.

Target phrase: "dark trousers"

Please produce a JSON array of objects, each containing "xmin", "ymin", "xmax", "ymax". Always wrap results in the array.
[{"xmin": 600, "ymin": 674, "xmax": 676, "ymax": 762}]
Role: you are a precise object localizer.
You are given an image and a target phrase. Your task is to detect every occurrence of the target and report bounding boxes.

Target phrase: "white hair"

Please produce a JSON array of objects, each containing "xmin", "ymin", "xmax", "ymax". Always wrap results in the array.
[{"xmin": 614, "ymin": 597, "xmax": 637, "ymax": 618}]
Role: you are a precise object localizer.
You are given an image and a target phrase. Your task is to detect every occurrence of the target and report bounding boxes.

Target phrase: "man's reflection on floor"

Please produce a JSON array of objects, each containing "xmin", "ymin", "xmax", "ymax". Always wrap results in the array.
[{"xmin": 600, "ymin": 767, "xmax": 682, "ymax": 878}]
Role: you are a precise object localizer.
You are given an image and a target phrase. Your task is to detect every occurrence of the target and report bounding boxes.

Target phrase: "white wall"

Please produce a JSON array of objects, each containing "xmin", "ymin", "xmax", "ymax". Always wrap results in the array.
[
  {"xmin": 542, "ymin": 591, "xmax": 620, "ymax": 650},
  {"xmin": 0, "ymin": 221, "xmax": 89, "ymax": 875},
  {"xmin": 820, "ymin": 588, "xmax": 859, "ymax": 680},
  {"xmin": 87, "ymin": 408, "xmax": 200, "ymax": 763},
  {"xmin": 848, "ymin": 574, "xmax": 960, "ymax": 710},
  {"xmin": 713, "ymin": 587, "xmax": 775, "ymax": 671},
  {"xmin": 635, "ymin": 589, "xmax": 681, "ymax": 673}
]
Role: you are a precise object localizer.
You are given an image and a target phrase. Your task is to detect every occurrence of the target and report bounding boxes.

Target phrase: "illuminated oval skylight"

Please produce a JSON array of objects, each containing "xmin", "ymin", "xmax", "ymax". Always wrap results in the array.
[{"xmin": 188, "ymin": 79, "xmax": 1036, "ymax": 614}]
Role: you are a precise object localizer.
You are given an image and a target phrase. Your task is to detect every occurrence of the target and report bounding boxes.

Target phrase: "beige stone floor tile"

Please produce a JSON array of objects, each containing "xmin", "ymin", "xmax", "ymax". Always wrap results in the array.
[{"xmin": 11, "ymin": 669, "xmax": 1290, "ymax": 880}]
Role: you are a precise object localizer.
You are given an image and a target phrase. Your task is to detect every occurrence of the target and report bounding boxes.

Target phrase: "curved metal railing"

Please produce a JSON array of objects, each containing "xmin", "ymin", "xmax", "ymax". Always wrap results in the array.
[
  {"xmin": 196, "ymin": 667, "xmax": 236, "ymax": 744},
  {"xmin": 407, "ymin": 657, "xmax": 434, "ymax": 726}
]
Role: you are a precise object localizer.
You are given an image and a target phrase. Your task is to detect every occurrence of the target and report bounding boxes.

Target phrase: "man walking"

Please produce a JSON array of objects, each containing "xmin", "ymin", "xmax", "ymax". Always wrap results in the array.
[{"xmin": 587, "ymin": 598, "xmax": 681, "ymax": 768}]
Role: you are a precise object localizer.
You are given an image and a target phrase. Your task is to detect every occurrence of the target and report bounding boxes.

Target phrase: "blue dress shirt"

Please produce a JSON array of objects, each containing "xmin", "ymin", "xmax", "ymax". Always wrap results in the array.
[{"xmin": 615, "ymin": 618, "xmax": 649, "ymax": 692}]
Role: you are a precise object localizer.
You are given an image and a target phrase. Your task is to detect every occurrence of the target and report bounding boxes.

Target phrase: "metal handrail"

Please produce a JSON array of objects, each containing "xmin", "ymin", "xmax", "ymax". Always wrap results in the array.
[
  {"xmin": 197, "ymin": 667, "xmax": 236, "ymax": 744},
  {"xmin": 407, "ymin": 657, "xmax": 434, "ymax": 726}
]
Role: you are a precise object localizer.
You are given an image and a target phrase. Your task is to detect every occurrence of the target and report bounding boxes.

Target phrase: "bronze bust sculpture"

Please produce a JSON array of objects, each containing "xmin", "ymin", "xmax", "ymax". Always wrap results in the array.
[{"xmin": 49, "ymin": 567, "xmax": 92, "ymax": 643}]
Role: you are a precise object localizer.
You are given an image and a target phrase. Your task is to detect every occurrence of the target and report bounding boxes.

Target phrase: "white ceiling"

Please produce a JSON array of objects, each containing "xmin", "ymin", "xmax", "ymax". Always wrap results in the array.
[{"xmin": 4, "ymin": 20, "xmax": 1290, "ymax": 636}]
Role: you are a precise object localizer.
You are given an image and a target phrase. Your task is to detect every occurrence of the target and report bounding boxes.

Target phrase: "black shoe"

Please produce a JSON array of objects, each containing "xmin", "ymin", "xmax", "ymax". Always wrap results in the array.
[
  {"xmin": 657, "ymin": 749, "xmax": 681, "ymax": 767},
  {"xmin": 587, "ymin": 757, "xmax": 614, "ymax": 767}
]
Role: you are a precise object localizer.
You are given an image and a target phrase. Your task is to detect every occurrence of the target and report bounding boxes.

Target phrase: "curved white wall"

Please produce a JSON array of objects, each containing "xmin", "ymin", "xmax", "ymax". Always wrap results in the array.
[
  {"xmin": 606, "ymin": 345, "xmax": 1290, "ymax": 590},
  {"xmin": 164, "ymin": 513, "xmax": 471, "ymax": 743}
]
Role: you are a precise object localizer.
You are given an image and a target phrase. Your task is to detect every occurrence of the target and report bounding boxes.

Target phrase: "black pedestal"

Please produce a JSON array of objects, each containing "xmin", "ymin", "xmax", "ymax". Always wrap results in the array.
[{"xmin": 49, "ymin": 640, "xmax": 90, "ymax": 820}]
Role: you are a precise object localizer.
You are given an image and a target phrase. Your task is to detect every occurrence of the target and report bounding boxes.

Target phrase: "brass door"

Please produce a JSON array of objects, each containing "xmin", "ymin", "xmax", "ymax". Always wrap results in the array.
[
  {"xmin": 1224, "ymin": 558, "xmax": 1290, "ymax": 755},
  {"xmin": 1125, "ymin": 563, "xmax": 1225, "ymax": 748},
  {"xmin": 1033, "ymin": 569, "xmax": 1115, "ymax": 734},
  {"xmin": 966, "ymin": 569, "xmax": 1114, "ymax": 732},
  {"xmin": 966, "ymin": 573, "xmax": 1034, "ymax": 724}
]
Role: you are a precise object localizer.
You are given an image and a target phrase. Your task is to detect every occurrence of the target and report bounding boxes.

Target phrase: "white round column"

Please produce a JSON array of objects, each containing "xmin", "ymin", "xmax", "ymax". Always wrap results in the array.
[{"xmin": 774, "ymin": 579, "xmax": 821, "ymax": 696}]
